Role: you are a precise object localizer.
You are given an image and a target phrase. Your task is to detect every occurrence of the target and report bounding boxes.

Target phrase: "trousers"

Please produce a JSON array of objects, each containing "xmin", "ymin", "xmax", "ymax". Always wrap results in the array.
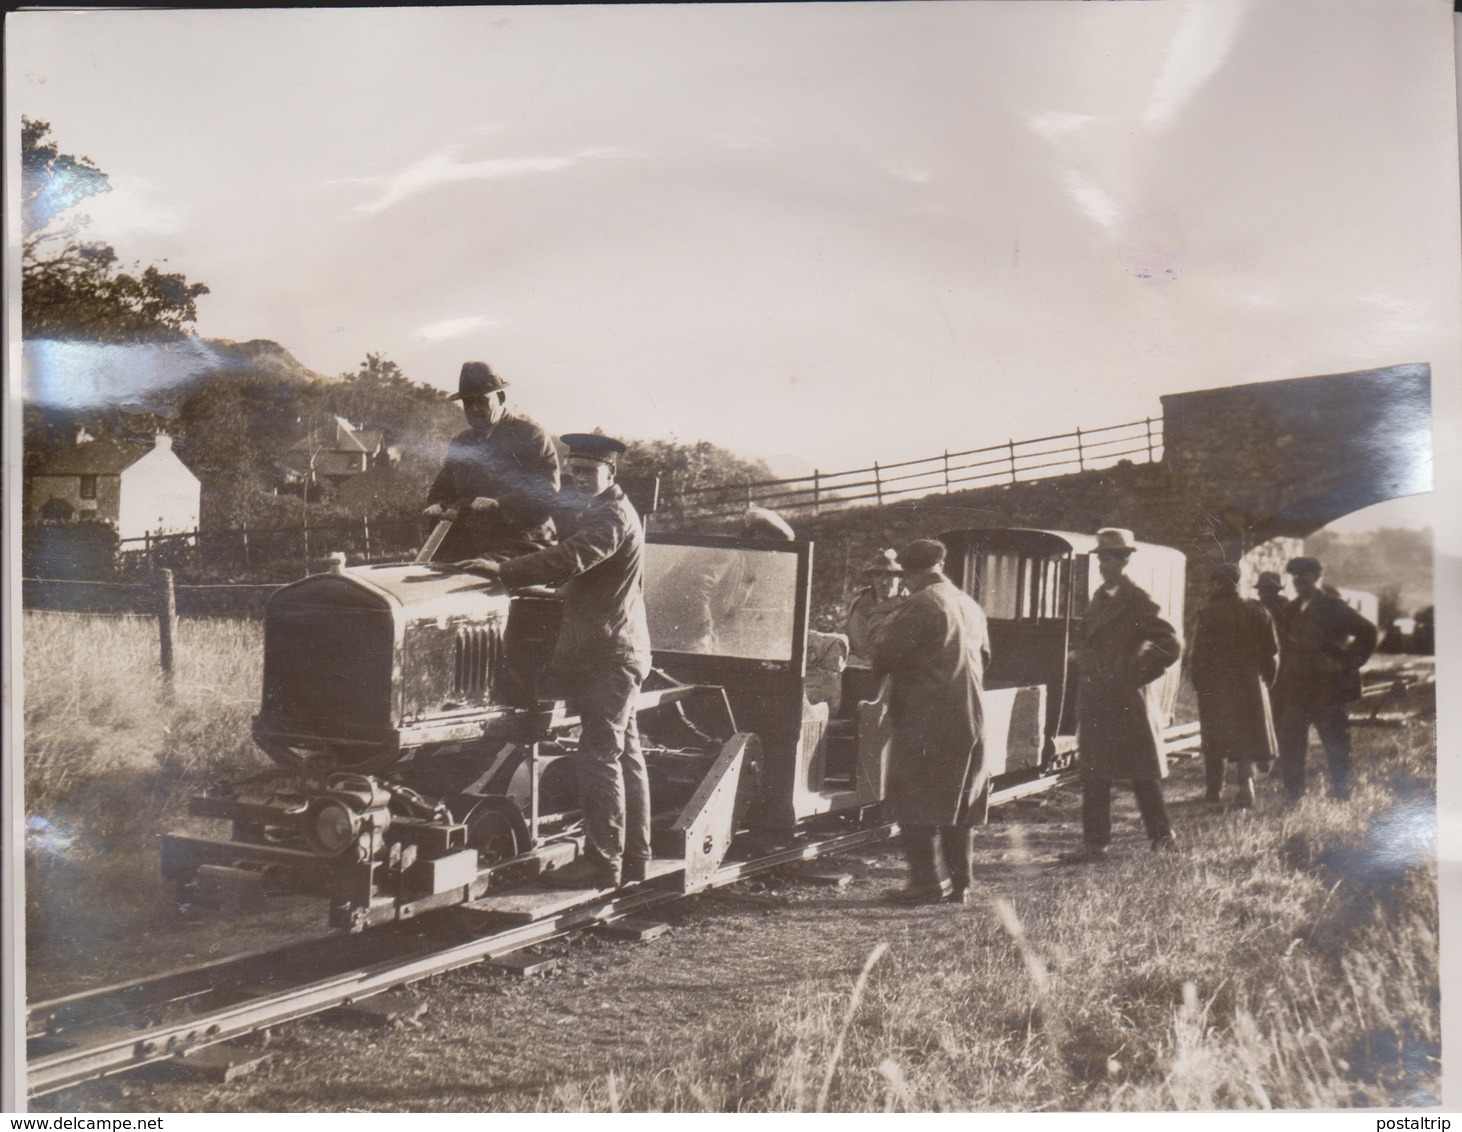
[
  {"xmin": 1081, "ymin": 777, "xmax": 1172, "ymax": 847},
  {"xmin": 1276, "ymin": 701, "xmax": 1352, "ymax": 801},
  {"xmin": 564, "ymin": 663, "xmax": 652, "ymax": 869},
  {"xmin": 902, "ymin": 824, "xmax": 976, "ymax": 892}
]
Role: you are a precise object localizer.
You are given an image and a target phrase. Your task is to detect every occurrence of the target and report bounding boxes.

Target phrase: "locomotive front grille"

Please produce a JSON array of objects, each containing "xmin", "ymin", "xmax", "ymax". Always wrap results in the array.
[{"xmin": 453, "ymin": 624, "xmax": 501, "ymax": 699}]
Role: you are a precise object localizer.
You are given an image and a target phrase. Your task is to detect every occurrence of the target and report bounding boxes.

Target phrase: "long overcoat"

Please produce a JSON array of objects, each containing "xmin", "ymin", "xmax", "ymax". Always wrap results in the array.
[
  {"xmin": 1188, "ymin": 591, "xmax": 1278, "ymax": 766},
  {"xmin": 868, "ymin": 573, "xmax": 990, "ymax": 827},
  {"xmin": 1074, "ymin": 576, "xmax": 1182, "ymax": 781}
]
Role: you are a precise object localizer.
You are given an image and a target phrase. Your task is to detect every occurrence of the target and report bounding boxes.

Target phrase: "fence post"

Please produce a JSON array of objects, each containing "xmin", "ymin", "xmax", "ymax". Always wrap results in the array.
[
  {"xmin": 1008, "ymin": 440, "xmax": 1018, "ymax": 484},
  {"xmin": 242, "ymin": 524, "xmax": 251, "ymax": 571},
  {"xmin": 744, "ymin": 478, "xmax": 753, "ymax": 510},
  {"xmin": 363, "ymin": 512, "xmax": 372, "ymax": 560},
  {"xmin": 943, "ymin": 450, "xmax": 951, "ymax": 493},
  {"xmin": 813, "ymin": 470, "xmax": 821, "ymax": 515},
  {"xmin": 1145, "ymin": 417, "xmax": 1154, "ymax": 462},
  {"xmin": 874, "ymin": 462, "xmax": 883, "ymax": 506},
  {"xmin": 156, "ymin": 568, "xmax": 176, "ymax": 681},
  {"xmin": 1075, "ymin": 427, "xmax": 1084, "ymax": 471}
]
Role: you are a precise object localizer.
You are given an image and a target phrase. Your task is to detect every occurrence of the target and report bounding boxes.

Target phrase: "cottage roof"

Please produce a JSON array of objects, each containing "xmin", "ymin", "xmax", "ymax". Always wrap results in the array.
[{"xmin": 34, "ymin": 437, "xmax": 150, "ymax": 477}]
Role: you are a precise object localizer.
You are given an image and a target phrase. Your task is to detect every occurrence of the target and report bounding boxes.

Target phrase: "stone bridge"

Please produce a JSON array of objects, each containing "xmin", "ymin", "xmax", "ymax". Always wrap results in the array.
[{"xmin": 789, "ymin": 363, "xmax": 1433, "ymax": 628}]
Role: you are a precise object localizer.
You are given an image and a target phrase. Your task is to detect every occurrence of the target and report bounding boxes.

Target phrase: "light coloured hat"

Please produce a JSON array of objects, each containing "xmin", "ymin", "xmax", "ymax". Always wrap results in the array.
[
  {"xmin": 1093, "ymin": 528, "xmax": 1138, "ymax": 555},
  {"xmin": 863, "ymin": 548, "xmax": 903, "ymax": 576}
]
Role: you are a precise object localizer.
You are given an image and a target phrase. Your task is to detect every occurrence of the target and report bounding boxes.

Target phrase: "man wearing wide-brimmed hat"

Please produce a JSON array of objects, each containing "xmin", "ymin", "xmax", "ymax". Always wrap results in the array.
[
  {"xmin": 1272, "ymin": 555, "xmax": 1377, "ymax": 804},
  {"xmin": 845, "ymin": 547, "xmax": 906, "ymax": 665},
  {"xmin": 1062, "ymin": 528, "xmax": 1183, "ymax": 863},
  {"xmin": 423, "ymin": 361, "xmax": 560, "ymax": 562},
  {"xmin": 461, "ymin": 433, "xmax": 652, "ymax": 890}
]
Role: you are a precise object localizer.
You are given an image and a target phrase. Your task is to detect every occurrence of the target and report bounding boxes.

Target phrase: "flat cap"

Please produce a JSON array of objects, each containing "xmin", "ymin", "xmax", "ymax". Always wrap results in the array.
[
  {"xmin": 1285, "ymin": 556, "xmax": 1323, "ymax": 575},
  {"xmin": 899, "ymin": 538, "xmax": 947, "ymax": 571},
  {"xmin": 561, "ymin": 433, "xmax": 628, "ymax": 463}
]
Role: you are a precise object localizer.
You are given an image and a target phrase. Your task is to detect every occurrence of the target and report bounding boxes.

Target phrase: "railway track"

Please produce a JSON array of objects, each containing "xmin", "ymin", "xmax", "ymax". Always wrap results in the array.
[{"xmin": 21, "ymin": 718, "xmax": 1207, "ymax": 1100}]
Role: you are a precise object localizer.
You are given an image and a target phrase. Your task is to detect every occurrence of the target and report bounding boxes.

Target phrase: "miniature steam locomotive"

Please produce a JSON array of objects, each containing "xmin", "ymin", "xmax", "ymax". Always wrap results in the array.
[{"xmin": 162, "ymin": 527, "xmax": 1183, "ymax": 931}]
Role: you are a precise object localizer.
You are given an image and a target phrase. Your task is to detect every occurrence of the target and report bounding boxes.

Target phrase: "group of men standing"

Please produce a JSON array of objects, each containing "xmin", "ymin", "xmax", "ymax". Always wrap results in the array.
[
  {"xmin": 425, "ymin": 358, "xmax": 1379, "ymax": 898},
  {"xmin": 854, "ymin": 527, "xmax": 1378, "ymax": 894}
]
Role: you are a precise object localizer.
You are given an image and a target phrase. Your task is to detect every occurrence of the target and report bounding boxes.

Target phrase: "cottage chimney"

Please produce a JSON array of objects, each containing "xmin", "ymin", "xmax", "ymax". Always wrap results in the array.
[
  {"xmin": 153, "ymin": 432, "xmax": 173, "ymax": 451},
  {"xmin": 76, "ymin": 426, "xmax": 94, "ymax": 445}
]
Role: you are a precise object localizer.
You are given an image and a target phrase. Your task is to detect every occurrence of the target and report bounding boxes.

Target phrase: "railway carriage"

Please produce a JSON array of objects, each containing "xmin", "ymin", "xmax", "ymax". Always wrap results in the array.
[{"xmin": 163, "ymin": 524, "xmax": 1185, "ymax": 931}]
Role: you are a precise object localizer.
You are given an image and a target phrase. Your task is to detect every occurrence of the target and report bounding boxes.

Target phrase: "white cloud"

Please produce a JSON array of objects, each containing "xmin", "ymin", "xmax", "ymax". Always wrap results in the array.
[
  {"xmin": 416, "ymin": 315, "xmax": 495, "ymax": 341},
  {"xmin": 348, "ymin": 144, "xmax": 615, "ymax": 215},
  {"xmin": 83, "ymin": 172, "xmax": 185, "ymax": 238}
]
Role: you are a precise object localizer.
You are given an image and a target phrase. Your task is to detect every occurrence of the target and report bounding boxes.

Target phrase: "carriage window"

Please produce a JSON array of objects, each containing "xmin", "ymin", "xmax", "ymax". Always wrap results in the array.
[
  {"xmin": 976, "ymin": 552, "xmax": 1070, "ymax": 621},
  {"xmin": 644, "ymin": 543, "xmax": 798, "ymax": 662}
]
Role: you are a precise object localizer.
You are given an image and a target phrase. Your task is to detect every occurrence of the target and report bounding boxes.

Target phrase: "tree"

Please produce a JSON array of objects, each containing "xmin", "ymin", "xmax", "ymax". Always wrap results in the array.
[{"xmin": 22, "ymin": 117, "xmax": 209, "ymax": 342}]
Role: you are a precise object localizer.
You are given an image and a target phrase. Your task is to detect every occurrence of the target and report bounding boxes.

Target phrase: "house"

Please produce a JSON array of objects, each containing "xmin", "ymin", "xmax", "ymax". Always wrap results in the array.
[
  {"xmin": 27, "ymin": 429, "xmax": 201, "ymax": 539},
  {"xmin": 276, "ymin": 416, "xmax": 398, "ymax": 498}
]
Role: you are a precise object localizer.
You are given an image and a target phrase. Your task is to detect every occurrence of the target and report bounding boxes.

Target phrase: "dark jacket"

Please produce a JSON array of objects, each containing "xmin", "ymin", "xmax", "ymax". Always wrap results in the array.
[
  {"xmin": 426, "ymin": 414, "xmax": 560, "ymax": 560},
  {"xmin": 497, "ymin": 484, "xmax": 651, "ymax": 679},
  {"xmin": 869, "ymin": 573, "xmax": 990, "ymax": 827},
  {"xmin": 1074, "ymin": 576, "xmax": 1182, "ymax": 781},
  {"xmin": 1273, "ymin": 590, "xmax": 1378, "ymax": 713},
  {"xmin": 1189, "ymin": 591, "xmax": 1278, "ymax": 766}
]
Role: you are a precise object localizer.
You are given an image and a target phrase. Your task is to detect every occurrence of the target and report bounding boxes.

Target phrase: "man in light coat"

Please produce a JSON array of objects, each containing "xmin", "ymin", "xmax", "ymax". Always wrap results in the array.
[
  {"xmin": 845, "ymin": 548, "xmax": 906, "ymax": 665},
  {"xmin": 869, "ymin": 538, "xmax": 990, "ymax": 905},
  {"xmin": 1188, "ymin": 563, "xmax": 1279, "ymax": 809},
  {"xmin": 1273, "ymin": 556, "xmax": 1377, "ymax": 804},
  {"xmin": 1062, "ymin": 528, "xmax": 1183, "ymax": 863},
  {"xmin": 461, "ymin": 433, "xmax": 651, "ymax": 889}
]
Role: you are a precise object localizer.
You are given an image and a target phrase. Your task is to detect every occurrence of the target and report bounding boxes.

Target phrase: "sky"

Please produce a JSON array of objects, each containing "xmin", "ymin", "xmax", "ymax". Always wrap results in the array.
[{"xmin": 7, "ymin": 2, "xmax": 1459, "ymax": 528}]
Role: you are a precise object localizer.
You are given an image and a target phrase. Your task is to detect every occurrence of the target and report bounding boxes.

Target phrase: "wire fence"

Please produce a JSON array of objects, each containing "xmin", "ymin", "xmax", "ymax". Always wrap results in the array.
[
  {"xmin": 668, "ymin": 417, "xmax": 1163, "ymax": 522},
  {"xmin": 115, "ymin": 514, "xmax": 425, "ymax": 575}
]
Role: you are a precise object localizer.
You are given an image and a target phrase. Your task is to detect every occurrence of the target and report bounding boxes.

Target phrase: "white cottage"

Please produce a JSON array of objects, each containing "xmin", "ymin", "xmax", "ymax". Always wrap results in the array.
[{"xmin": 28, "ymin": 431, "xmax": 201, "ymax": 540}]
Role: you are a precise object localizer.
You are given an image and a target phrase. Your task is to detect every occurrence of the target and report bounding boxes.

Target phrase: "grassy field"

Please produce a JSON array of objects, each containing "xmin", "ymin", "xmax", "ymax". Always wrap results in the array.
[{"xmin": 19, "ymin": 611, "xmax": 1439, "ymax": 1111}]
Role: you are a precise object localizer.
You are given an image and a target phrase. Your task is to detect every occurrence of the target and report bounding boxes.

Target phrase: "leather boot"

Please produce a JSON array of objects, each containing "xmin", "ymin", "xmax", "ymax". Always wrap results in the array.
[
  {"xmin": 886, "ymin": 825, "xmax": 949, "ymax": 905},
  {"xmin": 941, "ymin": 825, "xmax": 974, "ymax": 904}
]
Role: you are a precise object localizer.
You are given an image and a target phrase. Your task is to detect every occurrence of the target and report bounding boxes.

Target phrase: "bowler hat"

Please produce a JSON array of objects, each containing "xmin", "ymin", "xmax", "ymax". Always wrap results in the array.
[
  {"xmin": 1285, "ymin": 556, "xmax": 1323, "ymax": 576},
  {"xmin": 449, "ymin": 361, "xmax": 510, "ymax": 401},
  {"xmin": 1093, "ymin": 528, "xmax": 1138, "ymax": 556},
  {"xmin": 863, "ymin": 548, "xmax": 903, "ymax": 576},
  {"xmin": 900, "ymin": 538, "xmax": 947, "ymax": 571},
  {"xmin": 561, "ymin": 433, "xmax": 628, "ymax": 464},
  {"xmin": 1257, "ymin": 571, "xmax": 1284, "ymax": 591}
]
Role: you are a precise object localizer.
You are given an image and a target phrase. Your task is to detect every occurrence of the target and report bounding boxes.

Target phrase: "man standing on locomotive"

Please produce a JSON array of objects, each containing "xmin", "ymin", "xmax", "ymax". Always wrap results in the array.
[
  {"xmin": 459, "ymin": 433, "xmax": 652, "ymax": 889},
  {"xmin": 424, "ymin": 361, "xmax": 561, "ymax": 562},
  {"xmin": 868, "ymin": 538, "xmax": 991, "ymax": 906},
  {"xmin": 1061, "ymin": 528, "xmax": 1182, "ymax": 863}
]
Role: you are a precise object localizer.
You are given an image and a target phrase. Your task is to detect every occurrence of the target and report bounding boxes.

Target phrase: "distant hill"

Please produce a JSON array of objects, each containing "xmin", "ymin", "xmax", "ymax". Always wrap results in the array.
[{"xmin": 1305, "ymin": 526, "xmax": 1433, "ymax": 616}]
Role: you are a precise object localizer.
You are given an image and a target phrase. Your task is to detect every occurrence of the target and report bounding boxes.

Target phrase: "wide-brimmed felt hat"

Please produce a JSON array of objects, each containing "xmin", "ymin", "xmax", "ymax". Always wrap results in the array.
[
  {"xmin": 562, "ymin": 433, "xmax": 628, "ymax": 464},
  {"xmin": 1093, "ymin": 528, "xmax": 1138, "ymax": 556},
  {"xmin": 863, "ymin": 548, "xmax": 903, "ymax": 576},
  {"xmin": 449, "ymin": 361, "xmax": 510, "ymax": 401}
]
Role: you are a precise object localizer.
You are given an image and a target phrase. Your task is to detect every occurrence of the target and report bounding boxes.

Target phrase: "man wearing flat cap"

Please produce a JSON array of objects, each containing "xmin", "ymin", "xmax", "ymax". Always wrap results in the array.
[
  {"xmin": 424, "ymin": 362, "xmax": 561, "ymax": 562},
  {"xmin": 1188, "ymin": 563, "xmax": 1279, "ymax": 809},
  {"xmin": 868, "ymin": 537, "xmax": 991, "ymax": 905},
  {"xmin": 845, "ymin": 548, "xmax": 906, "ymax": 666},
  {"xmin": 462, "ymin": 433, "xmax": 652, "ymax": 889},
  {"xmin": 1063, "ymin": 528, "xmax": 1182, "ymax": 862},
  {"xmin": 1272, "ymin": 556, "xmax": 1377, "ymax": 804}
]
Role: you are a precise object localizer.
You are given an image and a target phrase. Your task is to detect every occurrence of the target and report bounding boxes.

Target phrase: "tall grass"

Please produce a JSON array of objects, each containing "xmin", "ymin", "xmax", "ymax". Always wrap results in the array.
[
  {"xmin": 21, "ymin": 611, "xmax": 270, "ymax": 946},
  {"xmin": 536, "ymin": 720, "xmax": 1438, "ymax": 1111}
]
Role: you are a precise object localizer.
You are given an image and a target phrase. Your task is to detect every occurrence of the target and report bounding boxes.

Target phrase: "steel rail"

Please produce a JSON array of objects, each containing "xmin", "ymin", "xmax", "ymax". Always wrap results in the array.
[{"xmin": 26, "ymin": 823, "xmax": 897, "ymax": 1098}]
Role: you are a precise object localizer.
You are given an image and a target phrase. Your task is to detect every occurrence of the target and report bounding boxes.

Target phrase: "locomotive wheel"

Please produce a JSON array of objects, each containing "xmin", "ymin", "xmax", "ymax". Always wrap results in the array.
[{"xmin": 463, "ymin": 803, "xmax": 524, "ymax": 865}]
